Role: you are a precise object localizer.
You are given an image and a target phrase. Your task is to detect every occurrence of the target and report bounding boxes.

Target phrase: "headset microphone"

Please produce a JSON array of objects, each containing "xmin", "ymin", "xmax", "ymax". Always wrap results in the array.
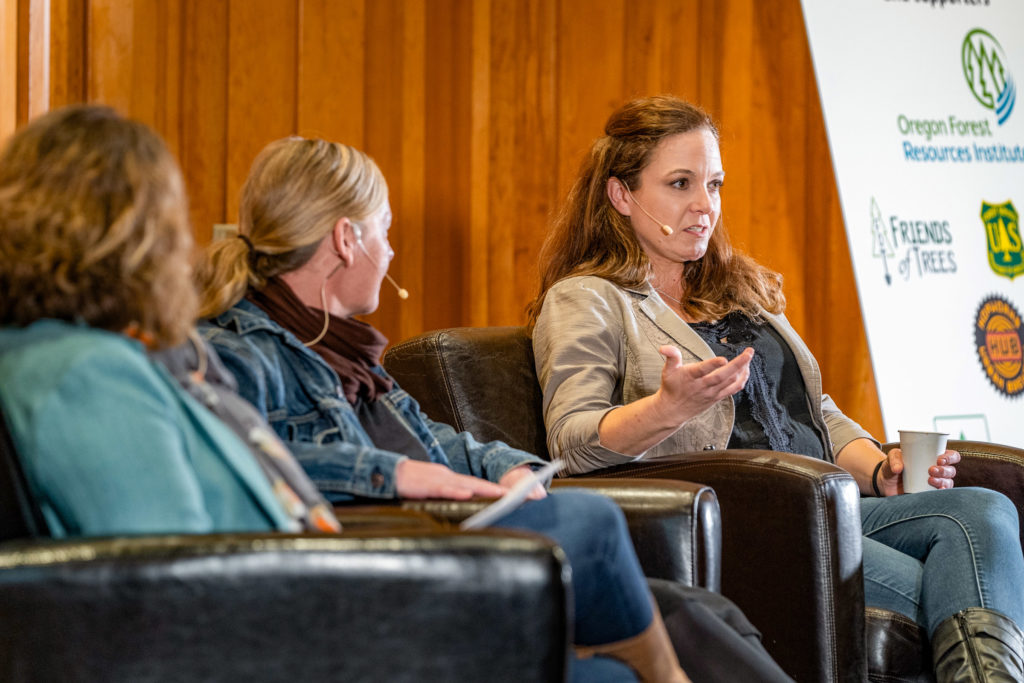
[
  {"xmin": 353, "ymin": 224, "xmax": 410, "ymax": 300},
  {"xmin": 623, "ymin": 185, "xmax": 674, "ymax": 236}
]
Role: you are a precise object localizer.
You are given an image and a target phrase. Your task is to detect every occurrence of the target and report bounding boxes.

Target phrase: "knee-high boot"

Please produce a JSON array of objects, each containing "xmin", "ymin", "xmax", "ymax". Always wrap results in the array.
[
  {"xmin": 932, "ymin": 608, "xmax": 1024, "ymax": 682},
  {"xmin": 575, "ymin": 608, "xmax": 691, "ymax": 683}
]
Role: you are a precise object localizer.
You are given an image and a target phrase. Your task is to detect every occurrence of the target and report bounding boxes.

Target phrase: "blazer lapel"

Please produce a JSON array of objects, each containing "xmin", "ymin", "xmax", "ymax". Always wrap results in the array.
[{"xmin": 633, "ymin": 285, "xmax": 716, "ymax": 361}]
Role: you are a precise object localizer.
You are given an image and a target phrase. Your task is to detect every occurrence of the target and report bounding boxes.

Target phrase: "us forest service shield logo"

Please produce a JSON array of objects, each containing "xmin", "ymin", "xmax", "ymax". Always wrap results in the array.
[
  {"xmin": 974, "ymin": 295, "xmax": 1024, "ymax": 398},
  {"xmin": 981, "ymin": 201, "xmax": 1023, "ymax": 280}
]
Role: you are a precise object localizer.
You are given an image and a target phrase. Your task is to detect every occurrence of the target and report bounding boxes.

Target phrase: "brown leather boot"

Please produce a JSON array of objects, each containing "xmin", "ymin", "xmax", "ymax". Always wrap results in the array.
[
  {"xmin": 575, "ymin": 609, "xmax": 691, "ymax": 682},
  {"xmin": 932, "ymin": 608, "xmax": 1024, "ymax": 682}
]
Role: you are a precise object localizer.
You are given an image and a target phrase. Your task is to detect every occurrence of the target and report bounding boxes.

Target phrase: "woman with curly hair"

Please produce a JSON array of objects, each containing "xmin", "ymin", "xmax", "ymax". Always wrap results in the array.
[{"xmin": 0, "ymin": 105, "xmax": 301, "ymax": 536}]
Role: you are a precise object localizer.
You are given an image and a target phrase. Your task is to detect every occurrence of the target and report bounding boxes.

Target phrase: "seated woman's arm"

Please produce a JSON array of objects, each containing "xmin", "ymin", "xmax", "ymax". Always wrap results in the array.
[
  {"xmin": 534, "ymin": 278, "xmax": 751, "ymax": 475},
  {"xmin": 205, "ymin": 329, "xmax": 509, "ymax": 502}
]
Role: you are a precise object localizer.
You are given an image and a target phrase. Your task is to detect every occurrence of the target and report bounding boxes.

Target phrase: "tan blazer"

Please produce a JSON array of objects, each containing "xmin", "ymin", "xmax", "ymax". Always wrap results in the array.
[{"xmin": 533, "ymin": 275, "xmax": 874, "ymax": 476}]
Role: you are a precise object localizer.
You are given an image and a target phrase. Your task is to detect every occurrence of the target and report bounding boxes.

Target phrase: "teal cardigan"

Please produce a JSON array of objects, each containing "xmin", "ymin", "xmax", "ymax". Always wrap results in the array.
[{"xmin": 0, "ymin": 321, "xmax": 293, "ymax": 537}]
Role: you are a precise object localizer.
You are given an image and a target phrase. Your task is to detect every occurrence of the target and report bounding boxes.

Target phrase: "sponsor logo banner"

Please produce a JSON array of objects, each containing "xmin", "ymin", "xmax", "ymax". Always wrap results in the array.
[
  {"xmin": 980, "ymin": 200, "xmax": 1023, "ymax": 279},
  {"xmin": 974, "ymin": 294, "xmax": 1024, "ymax": 398},
  {"xmin": 803, "ymin": 0, "xmax": 1024, "ymax": 442}
]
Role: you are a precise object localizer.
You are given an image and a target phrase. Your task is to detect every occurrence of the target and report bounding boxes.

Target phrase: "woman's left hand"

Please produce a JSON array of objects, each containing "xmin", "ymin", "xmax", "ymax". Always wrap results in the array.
[
  {"xmin": 499, "ymin": 465, "xmax": 548, "ymax": 500},
  {"xmin": 883, "ymin": 448, "xmax": 961, "ymax": 493}
]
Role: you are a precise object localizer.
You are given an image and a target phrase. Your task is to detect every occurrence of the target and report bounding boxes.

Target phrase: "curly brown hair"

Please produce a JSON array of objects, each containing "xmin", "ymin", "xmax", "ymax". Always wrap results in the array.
[
  {"xmin": 0, "ymin": 105, "xmax": 196, "ymax": 348},
  {"xmin": 527, "ymin": 95, "xmax": 784, "ymax": 326}
]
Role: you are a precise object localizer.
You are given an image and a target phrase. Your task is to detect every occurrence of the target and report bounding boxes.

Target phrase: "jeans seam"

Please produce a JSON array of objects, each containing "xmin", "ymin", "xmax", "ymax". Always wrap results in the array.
[{"xmin": 864, "ymin": 512, "xmax": 986, "ymax": 610}]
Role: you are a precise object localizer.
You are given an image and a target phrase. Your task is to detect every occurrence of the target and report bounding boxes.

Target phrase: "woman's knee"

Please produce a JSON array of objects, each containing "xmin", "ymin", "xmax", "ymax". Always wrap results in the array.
[
  {"xmin": 549, "ymin": 489, "xmax": 629, "ymax": 534},
  {"xmin": 945, "ymin": 487, "xmax": 1019, "ymax": 530}
]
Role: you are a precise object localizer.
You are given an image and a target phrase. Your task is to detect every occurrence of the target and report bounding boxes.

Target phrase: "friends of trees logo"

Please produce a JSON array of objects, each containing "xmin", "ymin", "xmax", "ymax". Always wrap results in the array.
[
  {"xmin": 870, "ymin": 197, "xmax": 957, "ymax": 285},
  {"xmin": 981, "ymin": 200, "xmax": 1023, "ymax": 280},
  {"xmin": 962, "ymin": 29, "xmax": 1016, "ymax": 125},
  {"xmin": 974, "ymin": 295, "xmax": 1024, "ymax": 398}
]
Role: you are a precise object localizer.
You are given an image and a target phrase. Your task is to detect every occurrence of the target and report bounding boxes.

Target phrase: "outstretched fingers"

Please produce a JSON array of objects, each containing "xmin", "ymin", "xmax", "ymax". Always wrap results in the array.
[{"xmin": 691, "ymin": 348, "xmax": 753, "ymax": 399}]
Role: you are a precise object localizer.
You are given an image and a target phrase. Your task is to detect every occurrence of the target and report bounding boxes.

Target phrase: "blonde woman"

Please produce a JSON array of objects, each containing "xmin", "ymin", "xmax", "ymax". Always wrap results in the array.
[{"xmin": 196, "ymin": 136, "xmax": 702, "ymax": 682}]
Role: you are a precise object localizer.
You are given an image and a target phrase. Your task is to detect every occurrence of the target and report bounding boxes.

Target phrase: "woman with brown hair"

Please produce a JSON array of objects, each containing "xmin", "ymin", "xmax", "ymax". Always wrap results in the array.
[
  {"xmin": 0, "ymin": 105, "xmax": 302, "ymax": 536},
  {"xmin": 529, "ymin": 95, "xmax": 1024, "ymax": 681}
]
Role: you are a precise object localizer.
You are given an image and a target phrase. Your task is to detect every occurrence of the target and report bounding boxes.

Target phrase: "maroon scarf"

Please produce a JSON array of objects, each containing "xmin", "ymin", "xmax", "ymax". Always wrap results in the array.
[{"xmin": 247, "ymin": 277, "xmax": 392, "ymax": 404}]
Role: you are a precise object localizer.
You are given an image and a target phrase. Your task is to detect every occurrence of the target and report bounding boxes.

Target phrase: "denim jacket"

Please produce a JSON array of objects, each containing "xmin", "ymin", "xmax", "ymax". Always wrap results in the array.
[{"xmin": 201, "ymin": 300, "xmax": 544, "ymax": 502}]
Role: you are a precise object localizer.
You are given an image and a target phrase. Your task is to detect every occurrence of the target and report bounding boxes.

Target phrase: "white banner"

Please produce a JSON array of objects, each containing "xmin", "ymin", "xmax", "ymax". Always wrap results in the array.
[{"xmin": 801, "ymin": 0, "xmax": 1024, "ymax": 444}]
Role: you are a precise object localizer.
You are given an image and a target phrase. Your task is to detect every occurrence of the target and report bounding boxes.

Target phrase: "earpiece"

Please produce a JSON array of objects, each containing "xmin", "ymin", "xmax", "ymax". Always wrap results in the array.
[
  {"xmin": 351, "ymin": 221, "xmax": 409, "ymax": 300},
  {"xmin": 620, "ymin": 182, "xmax": 674, "ymax": 236}
]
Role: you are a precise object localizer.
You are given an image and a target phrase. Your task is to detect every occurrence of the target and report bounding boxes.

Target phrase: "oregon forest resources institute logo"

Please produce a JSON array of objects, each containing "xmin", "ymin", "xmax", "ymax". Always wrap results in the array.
[
  {"xmin": 870, "ymin": 198, "xmax": 956, "ymax": 285},
  {"xmin": 974, "ymin": 295, "xmax": 1024, "ymax": 398},
  {"xmin": 962, "ymin": 29, "xmax": 1015, "ymax": 125},
  {"xmin": 981, "ymin": 201, "xmax": 1023, "ymax": 280}
]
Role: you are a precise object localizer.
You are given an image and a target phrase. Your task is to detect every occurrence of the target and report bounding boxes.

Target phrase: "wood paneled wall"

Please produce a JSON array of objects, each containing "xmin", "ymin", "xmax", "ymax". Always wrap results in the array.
[{"xmin": 4, "ymin": 0, "xmax": 885, "ymax": 437}]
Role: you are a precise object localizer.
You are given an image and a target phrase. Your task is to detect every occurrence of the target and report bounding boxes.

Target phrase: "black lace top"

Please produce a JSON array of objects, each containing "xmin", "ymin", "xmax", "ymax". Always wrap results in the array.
[{"xmin": 690, "ymin": 313, "xmax": 826, "ymax": 458}]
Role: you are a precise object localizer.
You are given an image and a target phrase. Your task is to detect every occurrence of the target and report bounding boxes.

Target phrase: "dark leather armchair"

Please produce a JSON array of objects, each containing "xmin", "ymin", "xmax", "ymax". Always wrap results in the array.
[
  {"xmin": 0, "ymin": 405, "xmax": 569, "ymax": 682},
  {"xmin": 383, "ymin": 326, "xmax": 916, "ymax": 682},
  {"xmin": 399, "ymin": 476, "xmax": 721, "ymax": 589}
]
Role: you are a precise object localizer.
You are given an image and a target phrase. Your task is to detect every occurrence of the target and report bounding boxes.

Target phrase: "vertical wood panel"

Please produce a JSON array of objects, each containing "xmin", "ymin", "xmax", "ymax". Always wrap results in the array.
[
  {"xmin": 394, "ymin": 0, "xmax": 425, "ymax": 341},
  {"xmin": 180, "ymin": 0, "xmax": 227, "ymax": 244},
  {"xmin": 556, "ymin": 0, "xmax": 626, "ymax": 196},
  {"xmin": 225, "ymin": 0, "xmax": 298, "ymax": 222},
  {"xmin": 362, "ymin": 0, "xmax": 426, "ymax": 342},
  {"xmin": 624, "ymin": 1, "xmax": 700, "ymax": 100},
  {"xmin": 488, "ymin": 0, "xmax": 557, "ymax": 325},
  {"xmin": 48, "ymin": 0, "xmax": 86, "ymax": 108},
  {"xmin": 296, "ymin": 0, "xmax": 364, "ymax": 144},
  {"xmin": 154, "ymin": 0, "xmax": 181, "ymax": 156},
  {"xmin": 467, "ymin": 0, "xmax": 490, "ymax": 326},
  {"xmin": 25, "ymin": 0, "xmax": 48, "ymax": 117},
  {"xmin": 1, "ymin": 0, "xmax": 18, "ymax": 141},
  {"xmin": 421, "ymin": 0, "xmax": 471, "ymax": 332},
  {"xmin": 746, "ymin": 2, "xmax": 810, "ymax": 330},
  {"xmin": 86, "ymin": 0, "xmax": 132, "ymax": 111}
]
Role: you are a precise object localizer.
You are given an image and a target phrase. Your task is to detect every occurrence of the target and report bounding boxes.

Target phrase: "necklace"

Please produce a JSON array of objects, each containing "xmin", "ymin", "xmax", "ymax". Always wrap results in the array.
[{"xmin": 654, "ymin": 286, "xmax": 685, "ymax": 305}]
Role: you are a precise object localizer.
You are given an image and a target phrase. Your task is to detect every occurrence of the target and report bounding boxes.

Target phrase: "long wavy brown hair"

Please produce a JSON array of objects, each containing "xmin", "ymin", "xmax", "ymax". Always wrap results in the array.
[
  {"xmin": 527, "ymin": 95, "xmax": 784, "ymax": 326},
  {"xmin": 0, "ymin": 105, "xmax": 196, "ymax": 348},
  {"xmin": 195, "ymin": 137, "xmax": 388, "ymax": 319}
]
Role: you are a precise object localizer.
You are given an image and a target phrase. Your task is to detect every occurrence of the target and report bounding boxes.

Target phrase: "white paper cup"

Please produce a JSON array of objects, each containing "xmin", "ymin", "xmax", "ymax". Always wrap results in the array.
[{"xmin": 898, "ymin": 430, "xmax": 949, "ymax": 493}]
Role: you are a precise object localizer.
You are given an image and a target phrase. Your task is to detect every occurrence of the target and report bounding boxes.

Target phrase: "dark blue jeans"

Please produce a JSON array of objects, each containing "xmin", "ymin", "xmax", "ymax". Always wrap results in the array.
[
  {"xmin": 495, "ymin": 489, "xmax": 654, "ymax": 645},
  {"xmin": 495, "ymin": 489, "xmax": 652, "ymax": 682},
  {"xmin": 861, "ymin": 486, "xmax": 1024, "ymax": 635}
]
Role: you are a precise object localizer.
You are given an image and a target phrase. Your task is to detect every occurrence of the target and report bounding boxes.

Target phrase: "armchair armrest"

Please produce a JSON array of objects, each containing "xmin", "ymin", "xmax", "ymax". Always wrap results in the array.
[
  {"xmin": 577, "ymin": 450, "xmax": 865, "ymax": 683},
  {"xmin": 0, "ymin": 530, "xmax": 569, "ymax": 682},
  {"xmin": 333, "ymin": 505, "xmax": 443, "ymax": 531},
  {"xmin": 399, "ymin": 477, "xmax": 722, "ymax": 590}
]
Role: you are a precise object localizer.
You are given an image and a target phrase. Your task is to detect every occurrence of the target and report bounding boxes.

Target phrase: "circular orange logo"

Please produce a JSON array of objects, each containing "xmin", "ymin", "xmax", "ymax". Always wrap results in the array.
[{"xmin": 975, "ymin": 295, "xmax": 1024, "ymax": 398}]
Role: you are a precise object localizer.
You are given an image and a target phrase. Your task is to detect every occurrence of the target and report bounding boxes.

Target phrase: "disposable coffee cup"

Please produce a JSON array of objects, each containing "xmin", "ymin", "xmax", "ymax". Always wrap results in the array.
[{"xmin": 898, "ymin": 430, "xmax": 949, "ymax": 494}]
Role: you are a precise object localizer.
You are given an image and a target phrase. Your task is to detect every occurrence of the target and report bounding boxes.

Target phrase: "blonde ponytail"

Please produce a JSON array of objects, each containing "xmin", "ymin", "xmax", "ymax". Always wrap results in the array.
[
  {"xmin": 195, "ymin": 137, "xmax": 388, "ymax": 319},
  {"xmin": 196, "ymin": 236, "xmax": 256, "ymax": 318}
]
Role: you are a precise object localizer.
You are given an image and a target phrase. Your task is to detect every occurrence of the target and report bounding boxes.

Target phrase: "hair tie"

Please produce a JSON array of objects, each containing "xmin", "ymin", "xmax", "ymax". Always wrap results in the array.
[
  {"xmin": 236, "ymin": 233, "xmax": 259, "ymax": 270},
  {"xmin": 237, "ymin": 233, "xmax": 256, "ymax": 254}
]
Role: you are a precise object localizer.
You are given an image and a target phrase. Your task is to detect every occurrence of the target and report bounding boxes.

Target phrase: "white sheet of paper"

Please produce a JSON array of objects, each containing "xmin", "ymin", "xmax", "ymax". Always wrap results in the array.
[{"xmin": 459, "ymin": 460, "xmax": 565, "ymax": 530}]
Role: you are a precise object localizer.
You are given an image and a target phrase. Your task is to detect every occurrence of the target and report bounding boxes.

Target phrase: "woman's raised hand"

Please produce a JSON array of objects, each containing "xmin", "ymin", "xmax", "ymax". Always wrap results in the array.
[
  {"xmin": 654, "ymin": 345, "xmax": 753, "ymax": 424},
  {"xmin": 597, "ymin": 346, "xmax": 753, "ymax": 456}
]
